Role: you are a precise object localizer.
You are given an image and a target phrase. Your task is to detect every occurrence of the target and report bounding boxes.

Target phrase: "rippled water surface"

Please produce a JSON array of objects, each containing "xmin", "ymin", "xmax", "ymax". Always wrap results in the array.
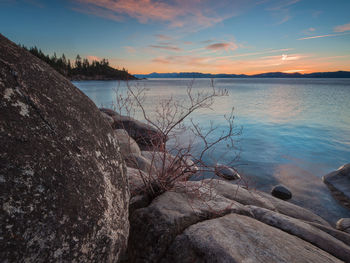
[{"xmin": 74, "ymin": 78, "xmax": 350, "ymax": 224}]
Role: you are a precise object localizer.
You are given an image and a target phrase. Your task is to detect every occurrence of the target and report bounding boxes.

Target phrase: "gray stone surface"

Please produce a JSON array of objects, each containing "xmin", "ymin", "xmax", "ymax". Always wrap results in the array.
[
  {"xmin": 249, "ymin": 206, "xmax": 350, "ymax": 262},
  {"xmin": 0, "ymin": 34, "xmax": 129, "ymax": 262},
  {"xmin": 308, "ymin": 221, "xmax": 350, "ymax": 247},
  {"xmin": 126, "ymin": 179, "xmax": 341, "ymax": 262},
  {"xmin": 100, "ymin": 108, "xmax": 166, "ymax": 150},
  {"xmin": 323, "ymin": 163, "xmax": 350, "ymax": 208},
  {"xmin": 127, "ymin": 181, "xmax": 250, "ymax": 262},
  {"xmin": 162, "ymin": 214, "xmax": 342, "ymax": 263},
  {"xmin": 203, "ymin": 179, "xmax": 330, "ymax": 226},
  {"xmin": 100, "ymin": 111, "xmax": 114, "ymax": 126},
  {"xmin": 114, "ymin": 129, "xmax": 141, "ymax": 157},
  {"xmin": 125, "ymin": 153, "xmax": 153, "ymax": 173},
  {"xmin": 336, "ymin": 218, "xmax": 350, "ymax": 234}
]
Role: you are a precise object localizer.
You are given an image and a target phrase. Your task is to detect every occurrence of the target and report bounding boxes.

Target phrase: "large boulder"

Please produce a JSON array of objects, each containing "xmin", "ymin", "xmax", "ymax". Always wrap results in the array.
[
  {"xmin": 323, "ymin": 163, "xmax": 350, "ymax": 208},
  {"xmin": 0, "ymin": 34, "xmax": 129, "ymax": 262},
  {"xmin": 100, "ymin": 108, "xmax": 166, "ymax": 150}
]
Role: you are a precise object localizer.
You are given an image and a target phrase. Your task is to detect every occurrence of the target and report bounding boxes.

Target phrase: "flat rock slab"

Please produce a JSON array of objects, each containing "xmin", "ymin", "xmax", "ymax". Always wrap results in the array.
[
  {"xmin": 162, "ymin": 214, "xmax": 342, "ymax": 263},
  {"xmin": 127, "ymin": 181, "xmax": 250, "ymax": 262},
  {"xmin": 249, "ymin": 206, "xmax": 350, "ymax": 262},
  {"xmin": 203, "ymin": 179, "xmax": 330, "ymax": 226},
  {"xmin": 126, "ymin": 180, "xmax": 336, "ymax": 262}
]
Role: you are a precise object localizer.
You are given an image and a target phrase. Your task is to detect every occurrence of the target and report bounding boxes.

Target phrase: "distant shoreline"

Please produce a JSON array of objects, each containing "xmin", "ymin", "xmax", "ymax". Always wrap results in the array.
[{"xmin": 135, "ymin": 71, "xmax": 350, "ymax": 79}]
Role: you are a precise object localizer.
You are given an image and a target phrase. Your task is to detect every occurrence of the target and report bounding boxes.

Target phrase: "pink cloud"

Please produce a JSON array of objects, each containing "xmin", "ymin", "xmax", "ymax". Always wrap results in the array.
[
  {"xmin": 150, "ymin": 45, "xmax": 182, "ymax": 51},
  {"xmin": 334, "ymin": 22, "xmax": 350, "ymax": 33},
  {"xmin": 73, "ymin": 0, "xmax": 252, "ymax": 31},
  {"xmin": 206, "ymin": 42, "xmax": 238, "ymax": 51},
  {"xmin": 155, "ymin": 34, "xmax": 173, "ymax": 41}
]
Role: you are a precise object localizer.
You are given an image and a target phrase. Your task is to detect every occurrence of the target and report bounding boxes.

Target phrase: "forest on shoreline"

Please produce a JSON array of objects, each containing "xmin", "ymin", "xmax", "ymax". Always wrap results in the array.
[{"xmin": 22, "ymin": 45, "xmax": 137, "ymax": 80}]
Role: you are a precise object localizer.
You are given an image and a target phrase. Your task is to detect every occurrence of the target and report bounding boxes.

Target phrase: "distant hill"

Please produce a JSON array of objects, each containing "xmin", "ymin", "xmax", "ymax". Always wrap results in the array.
[
  {"xmin": 22, "ymin": 46, "xmax": 137, "ymax": 81},
  {"xmin": 135, "ymin": 71, "xmax": 350, "ymax": 79}
]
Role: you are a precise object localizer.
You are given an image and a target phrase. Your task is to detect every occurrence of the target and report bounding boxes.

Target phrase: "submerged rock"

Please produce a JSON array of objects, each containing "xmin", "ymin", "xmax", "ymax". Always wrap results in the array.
[
  {"xmin": 271, "ymin": 184, "xmax": 292, "ymax": 200},
  {"xmin": 0, "ymin": 34, "xmax": 129, "ymax": 262},
  {"xmin": 214, "ymin": 164, "xmax": 241, "ymax": 180},
  {"xmin": 323, "ymin": 163, "xmax": 350, "ymax": 208}
]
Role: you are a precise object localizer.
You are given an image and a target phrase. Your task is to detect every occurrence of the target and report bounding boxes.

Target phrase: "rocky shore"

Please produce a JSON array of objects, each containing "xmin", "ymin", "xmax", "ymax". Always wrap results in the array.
[
  {"xmin": 2, "ymin": 33, "xmax": 350, "ymax": 262},
  {"xmin": 102, "ymin": 109, "xmax": 350, "ymax": 262}
]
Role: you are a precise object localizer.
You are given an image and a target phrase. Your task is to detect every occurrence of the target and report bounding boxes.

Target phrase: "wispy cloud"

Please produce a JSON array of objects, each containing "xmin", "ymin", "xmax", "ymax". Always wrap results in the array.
[
  {"xmin": 155, "ymin": 34, "xmax": 173, "ymax": 41},
  {"xmin": 206, "ymin": 42, "xmax": 238, "ymax": 51},
  {"xmin": 334, "ymin": 22, "xmax": 350, "ymax": 33},
  {"xmin": 266, "ymin": 0, "xmax": 300, "ymax": 24},
  {"xmin": 277, "ymin": 15, "xmax": 291, "ymax": 24},
  {"xmin": 201, "ymin": 39, "xmax": 215, "ymax": 44},
  {"xmin": 124, "ymin": 46, "xmax": 136, "ymax": 54},
  {"xmin": 213, "ymin": 48, "xmax": 293, "ymax": 59},
  {"xmin": 302, "ymin": 27, "xmax": 316, "ymax": 35},
  {"xmin": 149, "ymin": 52, "xmax": 315, "ymax": 74},
  {"xmin": 298, "ymin": 32, "xmax": 350, "ymax": 40},
  {"xmin": 72, "ymin": 0, "xmax": 255, "ymax": 32},
  {"xmin": 283, "ymin": 69, "xmax": 305, "ymax": 73},
  {"xmin": 267, "ymin": 0, "xmax": 301, "ymax": 11},
  {"xmin": 150, "ymin": 45, "xmax": 182, "ymax": 51}
]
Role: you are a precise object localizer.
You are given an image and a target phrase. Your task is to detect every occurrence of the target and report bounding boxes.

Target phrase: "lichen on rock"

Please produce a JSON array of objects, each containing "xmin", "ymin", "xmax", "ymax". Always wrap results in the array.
[{"xmin": 0, "ymin": 34, "xmax": 129, "ymax": 262}]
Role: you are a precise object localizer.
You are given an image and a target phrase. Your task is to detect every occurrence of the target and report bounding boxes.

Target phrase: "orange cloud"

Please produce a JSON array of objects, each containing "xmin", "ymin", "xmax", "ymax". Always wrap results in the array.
[
  {"xmin": 134, "ymin": 51, "xmax": 350, "ymax": 75},
  {"xmin": 86, "ymin": 55, "xmax": 101, "ymax": 62},
  {"xmin": 124, "ymin": 46, "xmax": 136, "ymax": 54},
  {"xmin": 334, "ymin": 22, "xmax": 350, "ymax": 33}
]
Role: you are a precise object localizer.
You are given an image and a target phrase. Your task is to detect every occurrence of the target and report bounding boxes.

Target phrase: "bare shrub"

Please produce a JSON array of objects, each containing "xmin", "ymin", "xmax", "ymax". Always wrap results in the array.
[{"xmin": 112, "ymin": 79, "xmax": 242, "ymax": 199}]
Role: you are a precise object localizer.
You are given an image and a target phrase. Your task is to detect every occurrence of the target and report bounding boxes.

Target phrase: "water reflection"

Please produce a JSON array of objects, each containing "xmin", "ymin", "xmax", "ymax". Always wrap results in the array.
[{"xmin": 74, "ymin": 78, "xmax": 350, "ymax": 223}]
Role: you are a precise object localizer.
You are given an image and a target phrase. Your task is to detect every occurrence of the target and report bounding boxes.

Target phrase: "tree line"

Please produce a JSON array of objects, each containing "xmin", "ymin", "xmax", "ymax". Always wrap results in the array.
[{"xmin": 21, "ymin": 45, "xmax": 136, "ymax": 80}]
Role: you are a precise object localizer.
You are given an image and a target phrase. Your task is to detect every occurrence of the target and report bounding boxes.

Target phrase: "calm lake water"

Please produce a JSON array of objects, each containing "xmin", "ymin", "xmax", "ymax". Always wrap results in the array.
[{"xmin": 74, "ymin": 78, "xmax": 350, "ymax": 224}]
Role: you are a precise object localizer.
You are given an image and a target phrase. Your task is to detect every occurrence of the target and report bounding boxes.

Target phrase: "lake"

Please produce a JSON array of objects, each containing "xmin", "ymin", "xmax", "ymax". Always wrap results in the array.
[{"xmin": 73, "ymin": 78, "xmax": 350, "ymax": 224}]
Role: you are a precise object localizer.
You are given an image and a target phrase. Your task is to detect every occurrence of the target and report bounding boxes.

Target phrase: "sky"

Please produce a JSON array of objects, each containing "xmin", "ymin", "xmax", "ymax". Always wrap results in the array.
[{"xmin": 0, "ymin": 0, "xmax": 350, "ymax": 74}]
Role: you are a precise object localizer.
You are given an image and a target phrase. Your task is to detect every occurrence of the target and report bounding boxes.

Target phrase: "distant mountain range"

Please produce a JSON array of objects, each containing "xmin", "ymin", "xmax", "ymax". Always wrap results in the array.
[{"xmin": 135, "ymin": 71, "xmax": 350, "ymax": 79}]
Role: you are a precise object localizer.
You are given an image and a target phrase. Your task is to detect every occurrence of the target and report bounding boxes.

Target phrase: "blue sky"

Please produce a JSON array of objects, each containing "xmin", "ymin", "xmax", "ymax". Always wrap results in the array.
[{"xmin": 0, "ymin": 0, "xmax": 349, "ymax": 74}]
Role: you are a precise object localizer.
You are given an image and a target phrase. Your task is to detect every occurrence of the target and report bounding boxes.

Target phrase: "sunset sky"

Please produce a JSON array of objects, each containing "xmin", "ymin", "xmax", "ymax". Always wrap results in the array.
[{"xmin": 1, "ymin": 0, "xmax": 349, "ymax": 74}]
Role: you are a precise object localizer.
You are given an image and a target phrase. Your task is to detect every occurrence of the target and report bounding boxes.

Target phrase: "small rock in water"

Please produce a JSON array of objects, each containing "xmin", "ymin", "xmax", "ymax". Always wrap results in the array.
[
  {"xmin": 271, "ymin": 185, "xmax": 292, "ymax": 200},
  {"xmin": 336, "ymin": 218, "xmax": 350, "ymax": 234},
  {"xmin": 214, "ymin": 165, "xmax": 241, "ymax": 180}
]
